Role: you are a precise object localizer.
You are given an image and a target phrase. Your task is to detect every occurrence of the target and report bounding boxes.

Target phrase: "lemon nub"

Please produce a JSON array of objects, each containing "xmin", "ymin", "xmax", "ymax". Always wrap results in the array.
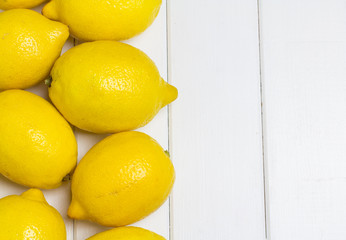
[
  {"xmin": 161, "ymin": 80, "xmax": 178, "ymax": 107},
  {"xmin": 42, "ymin": 0, "xmax": 59, "ymax": 21},
  {"xmin": 21, "ymin": 189, "xmax": 47, "ymax": 203},
  {"xmin": 68, "ymin": 199, "xmax": 88, "ymax": 220}
]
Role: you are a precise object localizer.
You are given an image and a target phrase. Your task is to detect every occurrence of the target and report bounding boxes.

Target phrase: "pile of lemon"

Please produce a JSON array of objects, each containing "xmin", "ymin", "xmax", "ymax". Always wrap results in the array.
[{"xmin": 0, "ymin": 0, "xmax": 177, "ymax": 239}]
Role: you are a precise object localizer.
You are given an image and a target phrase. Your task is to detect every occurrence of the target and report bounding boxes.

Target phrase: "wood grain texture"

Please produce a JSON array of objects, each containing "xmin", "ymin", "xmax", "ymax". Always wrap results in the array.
[
  {"xmin": 10, "ymin": 1, "xmax": 346, "ymax": 239},
  {"xmin": 260, "ymin": 0, "xmax": 346, "ymax": 239},
  {"xmin": 169, "ymin": 0, "xmax": 266, "ymax": 239}
]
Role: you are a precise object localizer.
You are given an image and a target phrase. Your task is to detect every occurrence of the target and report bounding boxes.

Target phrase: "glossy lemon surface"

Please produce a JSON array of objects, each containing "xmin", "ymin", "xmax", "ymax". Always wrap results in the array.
[
  {"xmin": 43, "ymin": 0, "xmax": 161, "ymax": 41},
  {"xmin": 68, "ymin": 131, "xmax": 175, "ymax": 227},
  {"xmin": 0, "ymin": 90, "xmax": 77, "ymax": 189},
  {"xmin": 0, "ymin": 0, "xmax": 47, "ymax": 10},
  {"xmin": 0, "ymin": 9, "xmax": 69, "ymax": 90},
  {"xmin": 49, "ymin": 41, "xmax": 178, "ymax": 133},
  {"xmin": 88, "ymin": 227, "xmax": 165, "ymax": 240},
  {"xmin": 0, "ymin": 189, "xmax": 66, "ymax": 239}
]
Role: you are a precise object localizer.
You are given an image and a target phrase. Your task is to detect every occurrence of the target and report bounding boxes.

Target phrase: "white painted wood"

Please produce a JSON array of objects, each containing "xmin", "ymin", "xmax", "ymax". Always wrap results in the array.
[
  {"xmin": 74, "ymin": 1, "xmax": 171, "ymax": 239},
  {"xmin": 5, "ymin": 1, "xmax": 346, "ymax": 239},
  {"xmin": 260, "ymin": 0, "xmax": 346, "ymax": 239},
  {"xmin": 169, "ymin": 0, "xmax": 265, "ymax": 239}
]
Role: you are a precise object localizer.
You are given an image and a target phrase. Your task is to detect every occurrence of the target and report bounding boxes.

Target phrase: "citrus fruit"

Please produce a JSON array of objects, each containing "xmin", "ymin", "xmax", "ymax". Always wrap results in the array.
[
  {"xmin": 48, "ymin": 41, "xmax": 177, "ymax": 133},
  {"xmin": 88, "ymin": 227, "xmax": 165, "ymax": 240},
  {"xmin": 0, "ymin": 0, "xmax": 47, "ymax": 10},
  {"xmin": 68, "ymin": 131, "xmax": 175, "ymax": 227},
  {"xmin": 0, "ymin": 90, "xmax": 77, "ymax": 189},
  {"xmin": 0, "ymin": 189, "xmax": 66, "ymax": 240},
  {"xmin": 43, "ymin": 0, "xmax": 161, "ymax": 41},
  {"xmin": 0, "ymin": 9, "xmax": 69, "ymax": 90}
]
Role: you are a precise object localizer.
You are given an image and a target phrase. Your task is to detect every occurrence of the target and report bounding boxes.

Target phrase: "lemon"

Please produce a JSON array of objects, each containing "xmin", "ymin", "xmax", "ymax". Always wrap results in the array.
[
  {"xmin": 68, "ymin": 131, "xmax": 175, "ymax": 227},
  {"xmin": 0, "ymin": 90, "xmax": 77, "ymax": 189},
  {"xmin": 0, "ymin": 9, "xmax": 69, "ymax": 90},
  {"xmin": 48, "ymin": 41, "xmax": 177, "ymax": 134},
  {"xmin": 0, "ymin": 0, "xmax": 47, "ymax": 10},
  {"xmin": 88, "ymin": 227, "xmax": 165, "ymax": 240},
  {"xmin": 0, "ymin": 189, "xmax": 66, "ymax": 240},
  {"xmin": 43, "ymin": 0, "xmax": 161, "ymax": 41}
]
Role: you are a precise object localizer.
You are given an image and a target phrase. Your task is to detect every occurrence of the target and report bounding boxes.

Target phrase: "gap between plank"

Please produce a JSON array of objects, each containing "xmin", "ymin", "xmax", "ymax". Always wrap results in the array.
[
  {"xmin": 256, "ymin": 0, "xmax": 270, "ymax": 239},
  {"xmin": 166, "ymin": 0, "xmax": 174, "ymax": 240},
  {"xmin": 72, "ymin": 37, "xmax": 77, "ymax": 240}
]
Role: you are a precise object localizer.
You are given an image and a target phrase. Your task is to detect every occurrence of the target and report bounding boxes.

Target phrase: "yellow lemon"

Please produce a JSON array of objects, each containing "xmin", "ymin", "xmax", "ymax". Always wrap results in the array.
[
  {"xmin": 68, "ymin": 131, "xmax": 175, "ymax": 227},
  {"xmin": 88, "ymin": 227, "xmax": 165, "ymax": 240},
  {"xmin": 0, "ymin": 90, "xmax": 77, "ymax": 189},
  {"xmin": 43, "ymin": 0, "xmax": 161, "ymax": 41},
  {"xmin": 0, "ymin": 189, "xmax": 66, "ymax": 240},
  {"xmin": 0, "ymin": 9, "xmax": 69, "ymax": 90},
  {"xmin": 0, "ymin": 0, "xmax": 47, "ymax": 10},
  {"xmin": 48, "ymin": 41, "xmax": 177, "ymax": 134}
]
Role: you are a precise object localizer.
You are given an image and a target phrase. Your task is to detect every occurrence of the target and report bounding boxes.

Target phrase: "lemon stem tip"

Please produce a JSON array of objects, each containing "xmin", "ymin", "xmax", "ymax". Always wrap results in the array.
[
  {"xmin": 21, "ymin": 189, "xmax": 47, "ymax": 203},
  {"xmin": 45, "ymin": 77, "xmax": 52, "ymax": 87},
  {"xmin": 68, "ymin": 200, "xmax": 87, "ymax": 220},
  {"xmin": 62, "ymin": 174, "xmax": 71, "ymax": 182},
  {"xmin": 161, "ymin": 81, "xmax": 178, "ymax": 107}
]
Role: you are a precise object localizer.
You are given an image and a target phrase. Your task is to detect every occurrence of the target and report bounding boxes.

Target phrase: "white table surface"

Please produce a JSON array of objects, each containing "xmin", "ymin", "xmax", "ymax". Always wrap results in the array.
[{"xmin": 2, "ymin": 0, "xmax": 346, "ymax": 239}]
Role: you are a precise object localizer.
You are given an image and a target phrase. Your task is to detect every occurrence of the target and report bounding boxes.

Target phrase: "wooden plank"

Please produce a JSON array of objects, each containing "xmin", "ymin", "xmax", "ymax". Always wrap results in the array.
[
  {"xmin": 74, "ymin": 1, "xmax": 171, "ymax": 239},
  {"xmin": 169, "ymin": 0, "xmax": 266, "ymax": 239},
  {"xmin": 260, "ymin": 0, "xmax": 346, "ymax": 239}
]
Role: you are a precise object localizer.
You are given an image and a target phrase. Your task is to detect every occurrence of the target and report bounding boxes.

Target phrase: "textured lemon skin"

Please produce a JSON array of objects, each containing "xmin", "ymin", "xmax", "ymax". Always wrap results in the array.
[
  {"xmin": 0, "ymin": 0, "xmax": 47, "ymax": 10},
  {"xmin": 49, "ymin": 41, "xmax": 178, "ymax": 134},
  {"xmin": 68, "ymin": 131, "xmax": 175, "ymax": 227},
  {"xmin": 87, "ymin": 227, "xmax": 165, "ymax": 240},
  {"xmin": 0, "ymin": 189, "xmax": 66, "ymax": 240},
  {"xmin": 43, "ymin": 0, "xmax": 161, "ymax": 41},
  {"xmin": 0, "ymin": 9, "xmax": 69, "ymax": 90},
  {"xmin": 0, "ymin": 90, "xmax": 77, "ymax": 189}
]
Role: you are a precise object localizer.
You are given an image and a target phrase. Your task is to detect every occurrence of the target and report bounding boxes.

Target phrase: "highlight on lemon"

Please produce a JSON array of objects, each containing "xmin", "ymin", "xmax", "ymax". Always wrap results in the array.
[
  {"xmin": 43, "ymin": 0, "xmax": 162, "ymax": 41},
  {"xmin": 0, "ymin": 9, "xmax": 69, "ymax": 90},
  {"xmin": 0, "ymin": 0, "xmax": 48, "ymax": 10},
  {"xmin": 68, "ymin": 131, "xmax": 175, "ymax": 227},
  {"xmin": 87, "ymin": 227, "xmax": 165, "ymax": 240},
  {"xmin": 0, "ymin": 90, "xmax": 77, "ymax": 189},
  {"xmin": 48, "ymin": 41, "xmax": 178, "ymax": 134},
  {"xmin": 0, "ymin": 189, "xmax": 66, "ymax": 239}
]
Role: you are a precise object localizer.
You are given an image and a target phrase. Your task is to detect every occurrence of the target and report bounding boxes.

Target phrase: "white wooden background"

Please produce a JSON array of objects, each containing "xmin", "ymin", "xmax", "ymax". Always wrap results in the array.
[{"xmin": 2, "ymin": 0, "xmax": 346, "ymax": 239}]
